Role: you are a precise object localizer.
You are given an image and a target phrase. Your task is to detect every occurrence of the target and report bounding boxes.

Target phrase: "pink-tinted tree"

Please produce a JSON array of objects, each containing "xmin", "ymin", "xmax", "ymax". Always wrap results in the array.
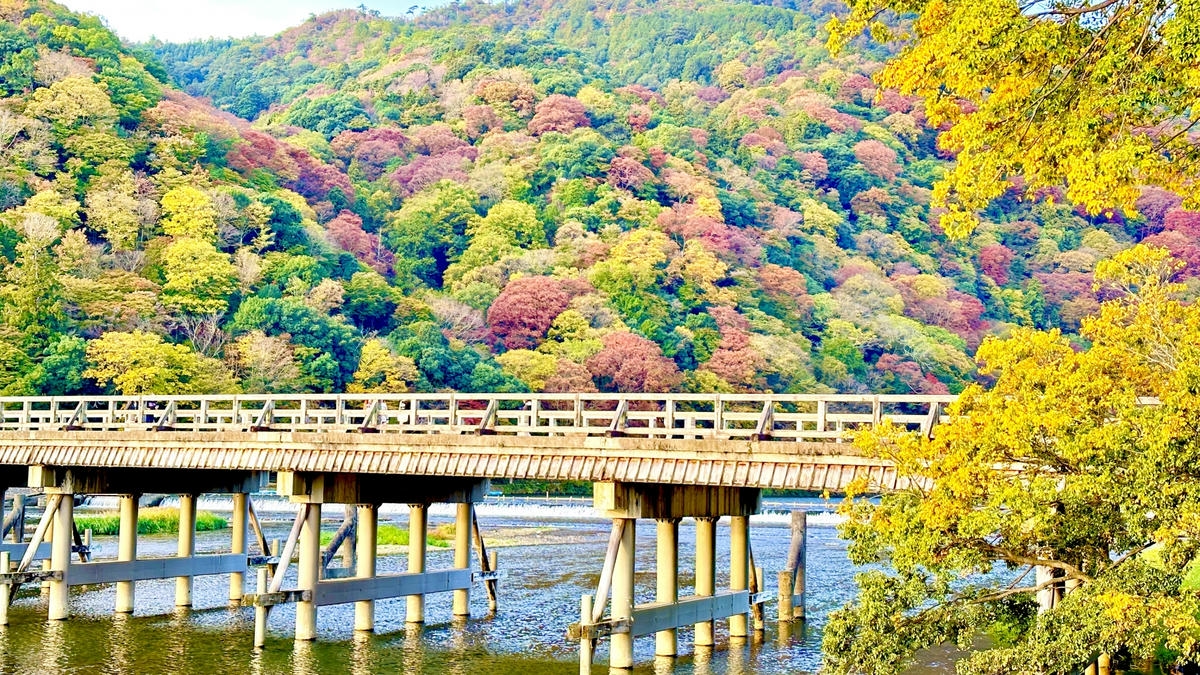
[
  {"xmin": 585, "ymin": 332, "xmax": 682, "ymax": 392},
  {"xmin": 528, "ymin": 94, "xmax": 590, "ymax": 136},
  {"xmin": 853, "ymin": 139, "xmax": 901, "ymax": 181},
  {"xmin": 463, "ymin": 105, "xmax": 504, "ymax": 139},
  {"xmin": 326, "ymin": 211, "xmax": 392, "ymax": 274},
  {"xmin": 486, "ymin": 276, "xmax": 572, "ymax": 350},
  {"xmin": 978, "ymin": 244, "xmax": 1015, "ymax": 285},
  {"xmin": 607, "ymin": 156, "xmax": 655, "ymax": 191}
]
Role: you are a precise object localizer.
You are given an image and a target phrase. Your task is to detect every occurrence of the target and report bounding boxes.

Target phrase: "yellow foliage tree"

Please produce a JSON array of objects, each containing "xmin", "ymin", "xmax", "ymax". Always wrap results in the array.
[{"xmin": 347, "ymin": 338, "xmax": 419, "ymax": 393}]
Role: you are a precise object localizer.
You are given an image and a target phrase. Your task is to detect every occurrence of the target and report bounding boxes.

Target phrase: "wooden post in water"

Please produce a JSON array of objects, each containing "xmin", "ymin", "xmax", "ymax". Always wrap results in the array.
[
  {"xmin": 730, "ymin": 515, "xmax": 750, "ymax": 639},
  {"xmin": 579, "ymin": 594, "xmax": 594, "ymax": 675},
  {"xmin": 452, "ymin": 502, "xmax": 471, "ymax": 617},
  {"xmin": 1035, "ymin": 566, "xmax": 1055, "ymax": 613},
  {"xmin": 229, "ymin": 492, "xmax": 247, "ymax": 603},
  {"xmin": 753, "ymin": 566, "xmax": 765, "ymax": 632},
  {"xmin": 48, "ymin": 491, "xmax": 72, "ymax": 620},
  {"xmin": 253, "ymin": 567, "xmax": 268, "ymax": 649},
  {"xmin": 0, "ymin": 551, "xmax": 10, "ymax": 626},
  {"xmin": 694, "ymin": 516, "xmax": 717, "ymax": 647},
  {"xmin": 10, "ymin": 493, "xmax": 24, "ymax": 544},
  {"xmin": 296, "ymin": 502, "xmax": 321, "ymax": 641},
  {"xmin": 355, "ymin": 503, "xmax": 377, "ymax": 632},
  {"xmin": 782, "ymin": 511, "xmax": 806, "ymax": 621},
  {"xmin": 115, "ymin": 494, "xmax": 138, "ymax": 613},
  {"xmin": 407, "ymin": 503, "xmax": 427, "ymax": 624},
  {"xmin": 175, "ymin": 494, "xmax": 197, "ymax": 607},
  {"xmin": 655, "ymin": 518, "xmax": 679, "ymax": 658},
  {"xmin": 610, "ymin": 517, "xmax": 636, "ymax": 672}
]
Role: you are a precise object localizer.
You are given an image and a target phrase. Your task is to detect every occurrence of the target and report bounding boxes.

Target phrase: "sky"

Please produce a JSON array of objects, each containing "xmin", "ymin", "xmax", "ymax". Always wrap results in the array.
[{"xmin": 60, "ymin": 0, "xmax": 451, "ymax": 43}]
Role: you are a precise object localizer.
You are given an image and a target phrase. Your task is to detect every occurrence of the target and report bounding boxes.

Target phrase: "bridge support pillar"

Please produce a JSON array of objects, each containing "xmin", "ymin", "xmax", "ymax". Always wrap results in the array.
[
  {"xmin": 655, "ymin": 518, "xmax": 679, "ymax": 658},
  {"xmin": 452, "ymin": 502, "xmax": 471, "ymax": 617},
  {"xmin": 229, "ymin": 492, "xmax": 247, "ymax": 603},
  {"xmin": 610, "ymin": 517, "xmax": 635, "ymax": 672},
  {"xmin": 729, "ymin": 515, "xmax": 750, "ymax": 639},
  {"xmin": 296, "ymin": 501, "xmax": 322, "ymax": 641},
  {"xmin": 175, "ymin": 493, "xmax": 197, "ymax": 607},
  {"xmin": 47, "ymin": 488, "xmax": 72, "ymax": 621},
  {"xmin": 694, "ymin": 516, "xmax": 717, "ymax": 647},
  {"xmin": 354, "ymin": 503, "xmax": 377, "ymax": 632},
  {"xmin": 116, "ymin": 494, "xmax": 138, "ymax": 613},
  {"xmin": 406, "ymin": 503, "xmax": 426, "ymax": 624}
]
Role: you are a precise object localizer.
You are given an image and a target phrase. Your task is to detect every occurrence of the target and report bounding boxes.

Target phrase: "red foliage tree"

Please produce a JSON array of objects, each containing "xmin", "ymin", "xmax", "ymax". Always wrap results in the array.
[
  {"xmin": 853, "ymin": 139, "xmax": 900, "ymax": 181},
  {"xmin": 796, "ymin": 151, "xmax": 829, "ymax": 181},
  {"xmin": 607, "ymin": 156, "xmax": 655, "ymax": 191},
  {"xmin": 330, "ymin": 127, "xmax": 412, "ymax": 180},
  {"xmin": 585, "ymin": 332, "xmax": 682, "ymax": 393},
  {"xmin": 978, "ymin": 244, "xmax": 1015, "ymax": 285},
  {"xmin": 1134, "ymin": 187, "xmax": 1182, "ymax": 235},
  {"xmin": 486, "ymin": 277, "xmax": 572, "ymax": 350},
  {"xmin": 326, "ymin": 211, "xmax": 392, "ymax": 275},
  {"xmin": 838, "ymin": 73, "xmax": 875, "ymax": 103},
  {"xmin": 528, "ymin": 94, "xmax": 590, "ymax": 136},
  {"xmin": 462, "ymin": 105, "xmax": 503, "ymax": 139}
]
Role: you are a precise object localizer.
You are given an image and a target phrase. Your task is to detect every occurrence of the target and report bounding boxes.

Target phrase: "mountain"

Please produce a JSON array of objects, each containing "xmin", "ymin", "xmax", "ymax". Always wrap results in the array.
[{"xmin": 0, "ymin": 0, "xmax": 1181, "ymax": 398}]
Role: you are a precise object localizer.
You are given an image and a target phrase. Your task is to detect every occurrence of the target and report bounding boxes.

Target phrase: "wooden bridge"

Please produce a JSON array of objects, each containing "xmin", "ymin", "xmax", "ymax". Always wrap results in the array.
[{"xmin": 0, "ymin": 392, "xmax": 953, "ymax": 674}]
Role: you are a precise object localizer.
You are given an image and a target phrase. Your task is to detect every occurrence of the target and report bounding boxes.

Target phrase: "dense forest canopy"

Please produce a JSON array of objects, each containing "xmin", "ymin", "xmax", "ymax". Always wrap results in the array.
[{"xmin": 0, "ymin": 0, "xmax": 1194, "ymax": 398}]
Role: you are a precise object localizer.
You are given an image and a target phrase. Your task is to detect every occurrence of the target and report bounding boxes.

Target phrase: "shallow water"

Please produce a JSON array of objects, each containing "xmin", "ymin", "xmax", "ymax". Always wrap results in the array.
[{"xmin": 0, "ymin": 496, "xmax": 950, "ymax": 674}]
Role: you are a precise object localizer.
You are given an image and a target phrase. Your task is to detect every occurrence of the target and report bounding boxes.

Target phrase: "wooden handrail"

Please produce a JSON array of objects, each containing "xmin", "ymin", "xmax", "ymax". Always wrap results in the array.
[{"xmin": 0, "ymin": 393, "xmax": 959, "ymax": 442}]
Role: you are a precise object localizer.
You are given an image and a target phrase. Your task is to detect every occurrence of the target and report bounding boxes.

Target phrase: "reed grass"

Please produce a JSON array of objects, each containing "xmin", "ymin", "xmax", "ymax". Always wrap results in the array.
[
  {"xmin": 320, "ymin": 523, "xmax": 450, "ymax": 548},
  {"xmin": 73, "ymin": 507, "xmax": 227, "ymax": 535}
]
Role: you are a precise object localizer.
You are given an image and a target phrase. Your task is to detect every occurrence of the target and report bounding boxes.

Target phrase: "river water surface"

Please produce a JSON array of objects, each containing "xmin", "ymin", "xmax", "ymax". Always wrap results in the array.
[{"xmin": 0, "ymin": 496, "xmax": 960, "ymax": 674}]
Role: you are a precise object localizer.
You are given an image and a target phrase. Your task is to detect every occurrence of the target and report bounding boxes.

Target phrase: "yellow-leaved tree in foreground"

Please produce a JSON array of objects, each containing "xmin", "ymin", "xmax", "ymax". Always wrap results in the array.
[{"xmin": 825, "ymin": 245, "xmax": 1200, "ymax": 673}]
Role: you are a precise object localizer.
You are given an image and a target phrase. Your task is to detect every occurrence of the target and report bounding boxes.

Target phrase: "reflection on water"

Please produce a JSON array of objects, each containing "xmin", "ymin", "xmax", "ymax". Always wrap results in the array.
[{"xmin": 0, "ymin": 497, "xmax": 936, "ymax": 674}]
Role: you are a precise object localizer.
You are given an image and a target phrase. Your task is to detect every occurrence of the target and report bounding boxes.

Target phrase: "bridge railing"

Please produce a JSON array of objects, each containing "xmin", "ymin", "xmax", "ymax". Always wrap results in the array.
[{"xmin": 0, "ymin": 393, "xmax": 956, "ymax": 441}]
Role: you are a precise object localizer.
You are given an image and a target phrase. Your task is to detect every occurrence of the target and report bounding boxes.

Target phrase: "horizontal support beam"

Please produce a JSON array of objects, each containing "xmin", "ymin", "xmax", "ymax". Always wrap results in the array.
[
  {"xmin": 631, "ymin": 591, "xmax": 750, "ymax": 638},
  {"xmin": 0, "ymin": 543, "xmax": 50, "ymax": 560},
  {"xmin": 749, "ymin": 591, "xmax": 774, "ymax": 605},
  {"xmin": 568, "ymin": 591, "xmax": 751, "ymax": 641},
  {"xmin": 472, "ymin": 570, "xmax": 505, "ymax": 583},
  {"xmin": 68, "ymin": 553, "xmax": 246, "ymax": 586},
  {"xmin": 0, "ymin": 570, "xmax": 61, "ymax": 584},
  {"xmin": 242, "ymin": 589, "xmax": 311, "ymax": 607},
  {"xmin": 315, "ymin": 568, "xmax": 471, "ymax": 606},
  {"xmin": 567, "ymin": 618, "xmax": 632, "ymax": 640},
  {"xmin": 247, "ymin": 555, "xmax": 279, "ymax": 566}
]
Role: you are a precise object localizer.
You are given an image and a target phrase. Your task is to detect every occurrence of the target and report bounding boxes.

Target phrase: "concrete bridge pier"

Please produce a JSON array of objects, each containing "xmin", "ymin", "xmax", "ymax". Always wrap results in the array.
[
  {"xmin": 115, "ymin": 493, "xmax": 138, "ymax": 613},
  {"xmin": 655, "ymin": 518, "xmax": 679, "ymax": 658},
  {"xmin": 176, "ymin": 493, "xmax": 197, "ymax": 607},
  {"xmin": 46, "ymin": 486, "xmax": 72, "ymax": 621},
  {"xmin": 453, "ymin": 502, "xmax": 471, "ymax": 617},
  {"xmin": 573, "ymin": 482, "xmax": 761, "ymax": 674},
  {"xmin": 694, "ymin": 516, "xmax": 717, "ymax": 647},
  {"xmin": 355, "ymin": 502, "xmax": 378, "ymax": 632},
  {"xmin": 406, "ymin": 502, "xmax": 426, "ymax": 625},
  {"xmin": 229, "ymin": 492, "xmax": 248, "ymax": 604}
]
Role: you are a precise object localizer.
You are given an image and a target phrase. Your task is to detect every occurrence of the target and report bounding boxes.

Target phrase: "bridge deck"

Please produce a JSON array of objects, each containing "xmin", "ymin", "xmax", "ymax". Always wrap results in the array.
[{"xmin": 0, "ymin": 393, "xmax": 952, "ymax": 491}]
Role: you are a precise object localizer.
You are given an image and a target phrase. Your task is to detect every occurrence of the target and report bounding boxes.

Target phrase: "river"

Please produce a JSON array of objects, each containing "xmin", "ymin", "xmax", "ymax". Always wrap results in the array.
[{"xmin": 0, "ymin": 496, "xmax": 960, "ymax": 674}]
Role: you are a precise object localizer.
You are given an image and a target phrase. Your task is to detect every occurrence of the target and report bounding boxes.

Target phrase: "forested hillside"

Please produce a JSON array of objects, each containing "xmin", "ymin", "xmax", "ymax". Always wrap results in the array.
[{"xmin": 0, "ymin": 0, "xmax": 1187, "ymax": 397}]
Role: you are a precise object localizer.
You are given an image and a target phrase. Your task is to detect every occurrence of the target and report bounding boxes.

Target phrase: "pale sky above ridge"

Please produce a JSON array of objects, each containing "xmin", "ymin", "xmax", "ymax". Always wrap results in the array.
[{"xmin": 61, "ymin": 0, "xmax": 451, "ymax": 43}]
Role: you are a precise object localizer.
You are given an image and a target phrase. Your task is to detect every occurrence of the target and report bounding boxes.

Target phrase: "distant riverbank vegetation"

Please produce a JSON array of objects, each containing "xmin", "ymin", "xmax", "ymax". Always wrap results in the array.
[{"xmin": 73, "ymin": 507, "xmax": 227, "ymax": 535}]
